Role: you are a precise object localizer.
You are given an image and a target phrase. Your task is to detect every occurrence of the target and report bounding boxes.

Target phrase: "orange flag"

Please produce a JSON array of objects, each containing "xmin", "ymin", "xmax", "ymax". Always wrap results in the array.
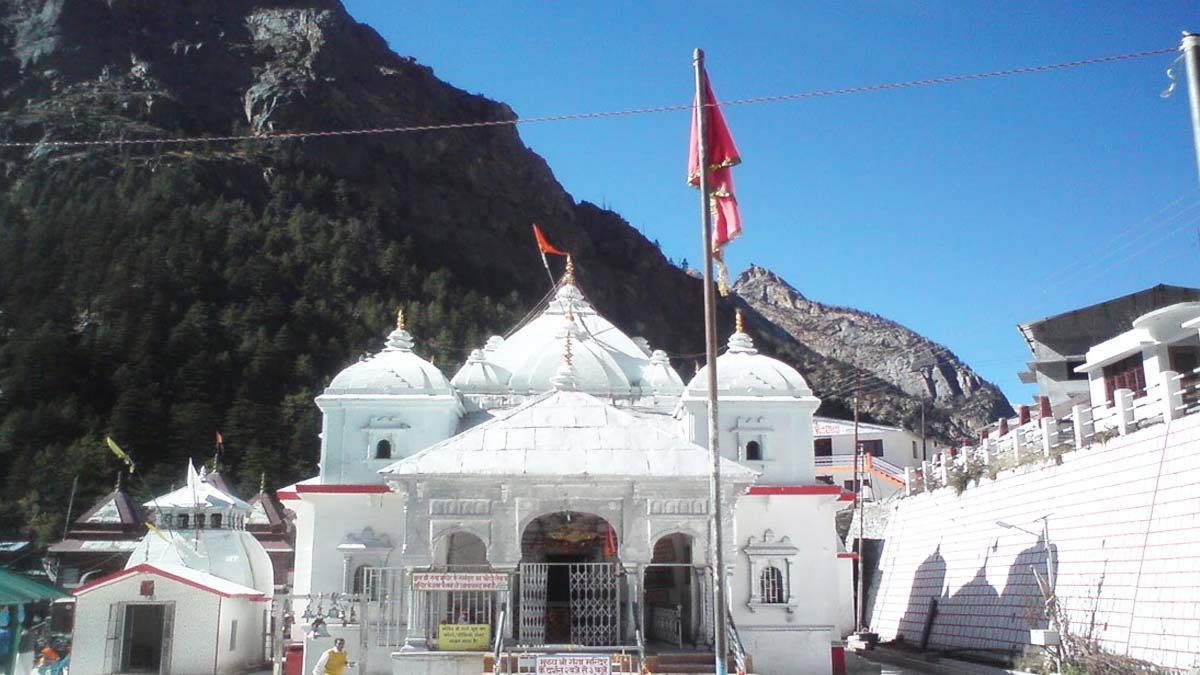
[{"xmin": 532, "ymin": 223, "xmax": 568, "ymax": 256}]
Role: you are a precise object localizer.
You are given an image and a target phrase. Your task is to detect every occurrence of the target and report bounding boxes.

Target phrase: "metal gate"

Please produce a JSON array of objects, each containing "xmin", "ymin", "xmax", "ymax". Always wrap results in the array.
[
  {"xmin": 519, "ymin": 562, "xmax": 619, "ymax": 646},
  {"xmin": 569, "ymin": 563, "xmax": 619, "ymax": 645},
  {"xmin": 519, "ymin": 563, "xmax": 547, "ymax": 644},
  {"xmin": 362, "ymin": 567, "xmax": 406, "ymax": 646}
]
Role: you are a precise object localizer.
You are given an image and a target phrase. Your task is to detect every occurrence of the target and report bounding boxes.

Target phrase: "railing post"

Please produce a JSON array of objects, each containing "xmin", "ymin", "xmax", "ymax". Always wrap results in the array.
[
  {"xmin": 1162, "ymin": 370, "xmax": 1183, "ymax": 421},
  {"xmin": 938, "ymin": 453, "xmax": 948, "ymax": 484},
  {"xmin": 921, "ymin": 460, "xmax": 932, "ymax": 490},
  {"xmin": 1072, "ymin": 404, "xmax": 1091, "ymax": 449},
  {"xmin": 1116, "ymin": 388, "xmax": 1134, "ymax": 435},
  {"xmin": 1012, "ymin": 428, "xmax": 1022, "ymax": 464},
  {"xmin": 904, "ymin": 467, "xmax": 913, "ymax": 496},
  {"xmin": 981, "ymin": 438, "xmax": 992, "ymax": 466},
  {"xmin": 1041, "ymin": 416, "xmax": 1056, "ymax": 457}
]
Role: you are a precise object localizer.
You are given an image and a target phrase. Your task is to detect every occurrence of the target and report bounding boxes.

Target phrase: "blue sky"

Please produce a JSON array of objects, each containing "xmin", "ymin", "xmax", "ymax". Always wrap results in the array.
[{"xmin": 342, "ymin": 1, "xmax": 1200, "ymax": 405}]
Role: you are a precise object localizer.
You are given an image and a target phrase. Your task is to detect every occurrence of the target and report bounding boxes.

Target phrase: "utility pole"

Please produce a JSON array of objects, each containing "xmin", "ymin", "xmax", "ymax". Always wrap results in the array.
[
  {"xmin": 853, "ymin": 372, "xmax": 866, "ymax": 632},
  {"xmin": 1181, "ymin": 33, "xmax": 1200, "ymax": 185}
]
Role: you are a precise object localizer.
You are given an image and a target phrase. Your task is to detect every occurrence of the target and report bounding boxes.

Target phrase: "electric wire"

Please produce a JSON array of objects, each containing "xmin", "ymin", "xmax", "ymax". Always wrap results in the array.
[{"xmin": 0, "ymin": 46, "xmax": 1174, "ymax": 151}]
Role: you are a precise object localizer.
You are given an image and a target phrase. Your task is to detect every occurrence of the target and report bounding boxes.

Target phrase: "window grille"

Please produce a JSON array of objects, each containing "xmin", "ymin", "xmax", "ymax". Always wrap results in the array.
[{"xmin": 759, "ymin": 566, "xmax": 785, "ymax": 604}]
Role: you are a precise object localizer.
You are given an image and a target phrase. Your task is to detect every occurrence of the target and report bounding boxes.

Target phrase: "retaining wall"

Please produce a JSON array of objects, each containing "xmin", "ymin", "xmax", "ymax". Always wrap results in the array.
[{"xmin": 868, "ymin": 412, "xmax": 1200, "ymax": 672}]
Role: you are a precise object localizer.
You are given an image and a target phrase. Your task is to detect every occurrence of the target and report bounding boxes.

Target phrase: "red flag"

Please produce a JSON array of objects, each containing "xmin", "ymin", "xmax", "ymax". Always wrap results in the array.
[
  {"xmin": 688, "ymin": 72, "xmax": 742, "ymax": 292},
  {"xmin": 532, "ymin": 223, "xmax": 568, "ymax": 256}
]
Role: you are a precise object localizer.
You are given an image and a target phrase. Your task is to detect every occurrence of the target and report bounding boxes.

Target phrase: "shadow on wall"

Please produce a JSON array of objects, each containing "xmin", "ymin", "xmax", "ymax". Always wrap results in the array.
[{"xmin": 894, "ymin": 535, "xmax": 1058, "ymax": 657}]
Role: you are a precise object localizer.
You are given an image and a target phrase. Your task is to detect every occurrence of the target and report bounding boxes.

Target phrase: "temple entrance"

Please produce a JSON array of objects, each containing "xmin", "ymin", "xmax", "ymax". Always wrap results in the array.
[
  {"xmin": 643, "ymin": 533, "xmax": 698, "ymax": 648},
  {"xmin": 518, "ymin": 512, "xmax": 621, "ymax": 646}
]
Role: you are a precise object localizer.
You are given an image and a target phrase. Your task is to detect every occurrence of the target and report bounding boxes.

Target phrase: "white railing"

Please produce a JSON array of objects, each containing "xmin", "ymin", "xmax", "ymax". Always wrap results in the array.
[{"xmin": 903, "ymin": 368, "xmax": 1200, "ymax": 497}]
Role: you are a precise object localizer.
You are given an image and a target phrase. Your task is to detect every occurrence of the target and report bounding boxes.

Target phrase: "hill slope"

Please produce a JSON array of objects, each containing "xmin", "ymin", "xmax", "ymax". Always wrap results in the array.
[{"xmin": 0, "ymin": 0, "xmax": 1008, "ymax": 540}]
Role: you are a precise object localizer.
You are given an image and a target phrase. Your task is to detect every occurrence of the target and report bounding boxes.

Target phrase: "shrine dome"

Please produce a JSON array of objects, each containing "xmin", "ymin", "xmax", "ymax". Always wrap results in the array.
[
  {"xmin": 325, "ymin": 316, "xmax": 453, "ymax": 397},
  {"xmin": 685, "ymin": 321, "xmax": 812, "ymax": 398},
  {"xmin": 454, "ymin": 272, "xmax": 682, "ymax": 398}
]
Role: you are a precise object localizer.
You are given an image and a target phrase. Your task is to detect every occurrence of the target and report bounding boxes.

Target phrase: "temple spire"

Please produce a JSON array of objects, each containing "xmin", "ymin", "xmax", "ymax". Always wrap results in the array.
[
  {"xmin": 563, "ymin": 255, "xmax": 576, "ymax": 286},
  {"xmin": 735, "ymin": 308, "xmax": 745, "ymax": 334},
  {"xmin": 396, "ymin": 305, "xmax": 406, "ymax": 331}
]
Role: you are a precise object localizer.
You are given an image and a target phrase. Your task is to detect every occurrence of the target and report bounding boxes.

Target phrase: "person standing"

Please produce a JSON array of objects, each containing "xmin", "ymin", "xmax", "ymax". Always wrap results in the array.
[{"xmin": 311, "ymin": 637, "xmax": 354, "ymax": 675}]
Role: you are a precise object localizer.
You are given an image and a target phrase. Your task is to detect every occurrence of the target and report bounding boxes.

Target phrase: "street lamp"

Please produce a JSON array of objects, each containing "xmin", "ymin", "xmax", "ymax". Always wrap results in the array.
[{"xmin": 996, "ymin": 517, "xmax": 1059, "ymax": 673}]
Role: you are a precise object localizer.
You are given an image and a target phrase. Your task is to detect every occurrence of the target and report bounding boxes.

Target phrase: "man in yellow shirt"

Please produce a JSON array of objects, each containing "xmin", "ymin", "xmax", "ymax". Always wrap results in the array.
[{"xmin": 312, "ymin": 637, "xmax": 353, "ymax": 675}]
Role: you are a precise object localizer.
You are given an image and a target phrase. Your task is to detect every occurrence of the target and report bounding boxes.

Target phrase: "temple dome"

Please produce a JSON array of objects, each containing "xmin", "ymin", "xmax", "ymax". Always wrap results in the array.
[
  {"xmin": 457, "ymin": 281, "xmax": 681, "ymax": 398},
  {"xmin": 451, "ymin": 349, "xmax": 513, "ymax": 394},
  {"xmin": 685, "ymin": 330, "xmax": 812, "ymax": 397},
  {"xmin": 325, "ymin": 325, "xmax": 453, "ymax": 396}
]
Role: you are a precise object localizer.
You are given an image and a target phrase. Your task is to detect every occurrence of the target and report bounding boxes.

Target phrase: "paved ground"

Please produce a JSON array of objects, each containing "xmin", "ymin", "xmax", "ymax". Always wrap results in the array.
[{"xmin": 848, "ymin": 648, "xmax": 1023, "ymax": 675}]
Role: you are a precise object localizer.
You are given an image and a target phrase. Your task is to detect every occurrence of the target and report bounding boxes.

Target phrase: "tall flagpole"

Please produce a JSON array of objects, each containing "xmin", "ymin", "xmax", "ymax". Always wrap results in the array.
[{"xmin": 694, "ymin": 47, "xmax": 729, "ymax": 675}]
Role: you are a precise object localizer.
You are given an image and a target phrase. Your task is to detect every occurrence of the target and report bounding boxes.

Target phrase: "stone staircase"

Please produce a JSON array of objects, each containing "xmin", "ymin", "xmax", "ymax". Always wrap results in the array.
[{"xmin": 646, "ymin": 653, "xmax": 753, "ymax": 674}]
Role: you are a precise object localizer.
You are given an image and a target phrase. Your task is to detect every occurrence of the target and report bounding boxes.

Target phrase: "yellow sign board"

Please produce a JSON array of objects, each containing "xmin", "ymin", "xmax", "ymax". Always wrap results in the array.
[{"xmin": 437, "ymin": 623, "xmax": 490, "ymax": 651}]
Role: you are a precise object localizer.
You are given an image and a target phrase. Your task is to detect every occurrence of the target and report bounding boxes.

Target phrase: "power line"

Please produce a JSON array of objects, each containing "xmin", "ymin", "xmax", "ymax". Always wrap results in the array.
[{"xmin": 0, "ymin": 46, "xmax": 1174, "ymax": 151}]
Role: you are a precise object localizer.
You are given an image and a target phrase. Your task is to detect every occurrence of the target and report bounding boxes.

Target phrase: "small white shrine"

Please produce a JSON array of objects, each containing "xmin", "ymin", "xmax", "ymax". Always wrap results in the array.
[
  {"xmin": 283, "ymin": 264, "xmax": 853, "ymax": 675},
  {"xmin": 72, "ymin": 463, "xmax": 274, "ymax": 675}
]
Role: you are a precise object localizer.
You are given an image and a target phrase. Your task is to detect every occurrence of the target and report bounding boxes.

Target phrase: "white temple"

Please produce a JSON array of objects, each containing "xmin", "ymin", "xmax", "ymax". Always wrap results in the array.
[
  {"xmin": 72, "ymin": 462, "xmax": 274, "ymax": 675},
  {"xmin": 282, "ymin": 264, "xmax": 853, "ymax": 675}
]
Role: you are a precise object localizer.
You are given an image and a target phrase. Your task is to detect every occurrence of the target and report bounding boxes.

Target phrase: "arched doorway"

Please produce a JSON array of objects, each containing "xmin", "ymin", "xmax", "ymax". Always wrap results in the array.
[
  {"xmin": 430, "ymin": 532, "xmax": 494, "ymax": 627},
  {"xmin": 644, "ymin": 533, "xmax": 697, "ymax": 648},
  {"xmin": 518, "ymin": 512, "xmax": 620, "ymax": 646}
]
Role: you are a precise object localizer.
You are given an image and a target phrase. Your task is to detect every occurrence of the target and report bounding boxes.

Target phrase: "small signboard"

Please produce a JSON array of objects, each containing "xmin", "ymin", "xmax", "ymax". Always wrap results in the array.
[
  {"xmin": 437, "ymin": 623, "xmax": 490, "ymax": 651},
  {"xmin": 411, "ymin": 572, "xmax": 509, "ymax": 592},
  {"xmin": 535, "ymin": 654, "xmax": 611, "ymax": 675}
]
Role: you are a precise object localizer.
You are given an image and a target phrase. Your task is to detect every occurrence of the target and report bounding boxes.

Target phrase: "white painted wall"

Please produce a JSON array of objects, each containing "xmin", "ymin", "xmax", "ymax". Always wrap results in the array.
[
  {"xmin": 682, "ymin": 397, "xmax": 820, "ymax": 485},
  {"xmin": 317, "ymin": 397, "xmax": 461, "ymax": 485},
  {"xmin": 292, "ymin": 492, "xmax": 406, "ymax": 596},
  {"xmin": 74, "ymin": 572, "xmax": 268, "ymax": 674},
  {"xmin": 869, "ymin": 413, "xmax": 1200, "ymax": 672},
  {"xmin": 731, "ymin": 494, "xmax": 841, "ymax": 675}
]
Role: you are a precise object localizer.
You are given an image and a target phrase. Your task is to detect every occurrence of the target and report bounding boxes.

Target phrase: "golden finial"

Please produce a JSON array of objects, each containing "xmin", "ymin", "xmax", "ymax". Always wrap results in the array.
[
  {"xmin": 735, "ymin": 308, "xmax": 744, "ymax": 334},
  {"xmin": 564, "ymin": 255, "xmax": 576, "ymax": 286},
  {"xmin": 564, "ymin": 324, "xmax": 574, "ymax": 368},
  {"xmin": 396, "ymin": 306, "xmax": 406, "ymax": 331}
]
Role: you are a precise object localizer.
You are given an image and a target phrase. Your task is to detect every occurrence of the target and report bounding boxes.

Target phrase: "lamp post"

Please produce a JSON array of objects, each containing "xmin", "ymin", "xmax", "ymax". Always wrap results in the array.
[{"xmin": 997, "ymin": 517, "xmax": 1059, "ymax": 673}]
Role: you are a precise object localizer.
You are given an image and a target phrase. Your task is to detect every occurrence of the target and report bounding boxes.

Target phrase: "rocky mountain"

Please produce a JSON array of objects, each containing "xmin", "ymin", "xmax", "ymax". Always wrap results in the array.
[
  {"xmin": 0, "ymin": 0, "xmax": 1009, "ymax": 540},
  {"xmin": 734, "ymin": 265, "xmax": 1014, "ymax": 439}
]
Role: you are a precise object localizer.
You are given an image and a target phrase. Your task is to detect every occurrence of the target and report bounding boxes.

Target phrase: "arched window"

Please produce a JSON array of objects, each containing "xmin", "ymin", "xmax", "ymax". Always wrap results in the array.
[
  {"xmin": 375, "ymin": 439, "xmax": 392, "ymax": 460},
  {"xmin": 760, "ymin": 566, "xmax": 785, "ymax": 604},
  {"xmin": 746, "ymin": 440, "xmax": 762, "ymax": 461},
  {"xmin": 196, "ymin": 514, "xmax": 206, "ymax": 529},
  {"xmin": 211, "ymin": 514, "xmax": 223, "ymax": 529},
  {"xmin": 178, "ymin": 513, "xmax": 189, "ymax": 529}
]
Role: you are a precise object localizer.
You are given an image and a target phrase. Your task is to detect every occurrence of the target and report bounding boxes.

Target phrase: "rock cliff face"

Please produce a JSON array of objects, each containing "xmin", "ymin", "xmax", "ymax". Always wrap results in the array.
[
  {"xmin": 734, "ymin": 265, "xmax": 1014, "ymax": 438},
  {"xmin": 0, "ymin": 0, "xmax": 1010, "ymax": 536}
]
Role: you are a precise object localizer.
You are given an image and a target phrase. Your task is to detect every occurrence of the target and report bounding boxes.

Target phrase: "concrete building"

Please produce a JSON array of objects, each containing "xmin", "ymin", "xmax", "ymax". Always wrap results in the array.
[
  {"xmin": 1017, "ymin": 284, "xmax": 1200, "ymax": 407},
  {"xmin": 71, "ymin": 463, "xmax": 274, "ymax": 675},
  {"xmin": 811, "ymin": 417, "xmax": 920, "ymax": 500},
  {"xmin": 281, "ymin": 267, "xmax": 854, "ymax": 675}
]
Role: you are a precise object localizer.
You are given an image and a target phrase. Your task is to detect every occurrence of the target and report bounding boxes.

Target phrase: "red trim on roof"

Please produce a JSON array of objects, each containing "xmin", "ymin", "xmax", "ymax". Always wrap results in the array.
[
  {"xmin": 837, "ymin": 492, "xmax": 856, "ymax": 502},
  {"xmin": 837, "ymin": 552, "xmax": 859, "ymax": 560},
  {"xmin": 294, "ymin": 484, "xmax": 390, "ymax": 495},
  {"xmin": 747, "ymin": 485, "xmax": 843, "ymax": 496},
  {"xmin": 72, "ymin": 564, "xmax": 268, "ymax": 601},
  {"xmin": 276, "ymin": 489, "xmax": 299, "ymax": 501}
]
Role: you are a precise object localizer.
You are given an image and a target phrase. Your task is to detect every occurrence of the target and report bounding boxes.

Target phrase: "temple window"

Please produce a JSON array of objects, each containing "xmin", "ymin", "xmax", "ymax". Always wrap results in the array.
[
  {"xmin": 178, "ymin": 514, "xmax": 189, "ymax": 529},
  {"xmin": 744, "ymin": 530, "xmax": 797, "ymax": 613},
  {"xmin": 211, "ymin": 514, "xmax": 222, "ymax": 529},
  {"xmin": 196, "ymin": 514, "xmax": 206, "ymax": 529},
  {"xmin": 746, "ymin": 440, "xmax": 762, "ymax": 461},
  {"xmin": 375, "ymin": 439, "xmax": 392, "ymax": 460},
  {"xmin": 759, "ymin": 566, "xmax": 785, "ymax": 604}
]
